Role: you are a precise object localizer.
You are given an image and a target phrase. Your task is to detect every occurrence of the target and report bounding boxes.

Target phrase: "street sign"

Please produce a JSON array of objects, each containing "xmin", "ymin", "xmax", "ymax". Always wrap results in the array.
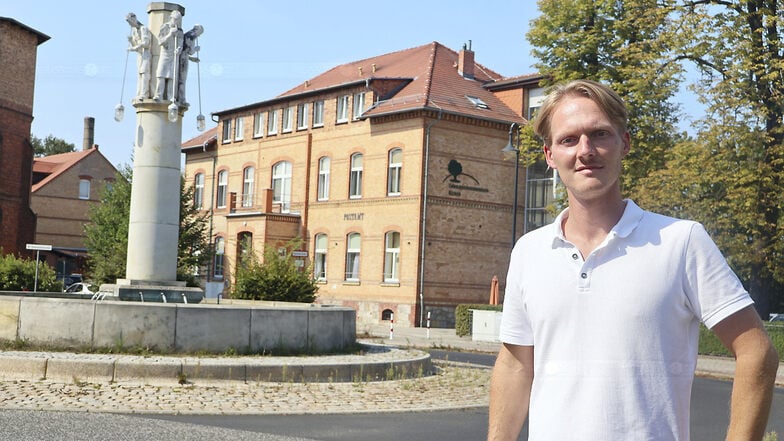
[
  {"xmin": 26, "ymin": 243, "xmax": 52, "ymax": 251},
  {"xmin": 292, "ymin": 251, "xmax": 308, "ymax": 257}
]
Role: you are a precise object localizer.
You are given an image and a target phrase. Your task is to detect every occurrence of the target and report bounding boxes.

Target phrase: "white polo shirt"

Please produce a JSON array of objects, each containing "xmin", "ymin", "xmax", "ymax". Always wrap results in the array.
[{"xmin": 499, "ymin": 200, "xmax": 753, "ymax": 441}]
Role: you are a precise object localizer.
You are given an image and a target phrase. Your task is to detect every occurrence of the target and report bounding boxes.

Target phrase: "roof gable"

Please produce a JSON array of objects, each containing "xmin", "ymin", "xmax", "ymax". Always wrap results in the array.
[{"xmin": 31, "ymin": 148, "xmax": 115, "ymax": 193}]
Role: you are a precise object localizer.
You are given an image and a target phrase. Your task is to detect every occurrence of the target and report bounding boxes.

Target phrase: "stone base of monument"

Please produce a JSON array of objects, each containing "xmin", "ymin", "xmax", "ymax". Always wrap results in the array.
[{"xmin": 103, "ymin": 281, "xmax": 204, "ymax": 303}]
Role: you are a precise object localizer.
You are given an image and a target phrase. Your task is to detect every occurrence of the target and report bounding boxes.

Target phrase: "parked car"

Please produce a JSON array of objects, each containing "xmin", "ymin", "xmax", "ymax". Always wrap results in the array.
[
  {"xmin": 64, "ymin": 283, "xmax": 96, "ymax": 295},
  {"xmin": 769, "ymin": 313, "xmax": 784, "ymax": 322}
]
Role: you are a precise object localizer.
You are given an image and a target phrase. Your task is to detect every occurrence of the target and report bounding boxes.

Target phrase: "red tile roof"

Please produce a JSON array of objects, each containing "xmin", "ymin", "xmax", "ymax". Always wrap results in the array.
[
  {"xmin": 219, "ymin": 42, "xmax": 526, "ymax": 125},
  {"xmin": 182, "ymin": 126, "xmax": 218, "ymax": 150},
  {"xmin": 32, "ymin": 148, "xmax": 98, "ymax": 193}
]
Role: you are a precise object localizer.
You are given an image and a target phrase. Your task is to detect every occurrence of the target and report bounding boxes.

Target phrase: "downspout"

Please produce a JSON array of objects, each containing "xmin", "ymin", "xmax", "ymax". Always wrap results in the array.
[
  {"xmin": 418, "ymin": 109, "xmax": 442, "ymax": 327},
  {"xmin": 205, "ymin": 121, "xmax": 218, "ymax": 285}
]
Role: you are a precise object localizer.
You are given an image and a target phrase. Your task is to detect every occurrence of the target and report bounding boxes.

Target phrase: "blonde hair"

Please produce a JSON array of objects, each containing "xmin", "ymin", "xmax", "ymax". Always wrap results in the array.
[{"xmin": 531, "ymin": 79, "xmax": 628, "ymax": 145}]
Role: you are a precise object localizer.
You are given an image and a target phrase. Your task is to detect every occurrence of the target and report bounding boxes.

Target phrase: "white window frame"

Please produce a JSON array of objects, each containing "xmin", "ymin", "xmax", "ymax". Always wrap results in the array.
[
  {"xmin": 353, "ymin": 92, "xmax": 365, "ymax": 120},
  {"xmin": 78, "ymin": 179, "xmax": 91, "ymax": 200},
  {"xmin": 297, "ymin": 103, "xmax": 309, "ymax": 130},
  {"xmin": 387, "ymin": 148, "xmax": 402, "ymax": 196},
  {"xmin": 313, "ymin": 100, "xmax": 324, "ymax": 127},
  {"xmin": 242, "ymin": 166, "xmax": 255, "ymax": 208},
  {"xmin": 345, "ymin": 233, "xmax": 360, "ymax": 281},
  {"xmin": 349, "ymin": 153, "xmax": 363, "ymax": 199},
  {"xmin": 216, "ymin": 170, "xmax": 228, "ymax": 208},
  {"xmin": 272, "ymin": 161, "xmax": 292, "ymax": 213},
  {"xmin": 222, "ymin": 120, "xmax": 232, "ymax": 143},
  {"xmin": 234, "ymin": 117, "xmax": 244, "ymax": 141},
  {"xmin": 267, "ymin": 109, "xmax": 279, "ymax": 135},
  {"xmin": 384, "ymin": 231, "xmax": 400, "ymax": 283},
  {"xmin": 253, "ymin": 113, "xmax": 264, "ymax": 138},
  {"xmin": 336, "ymin": 95, "xmax": 349, "ymax": 123},
  {"xmin": 282, "ymin": 106, "xmax": 293, "ymax": 133},
  {"xmin": 194, "ymin": 173, "xmax": 204, "ymax": 209},
  {"xmin": 314, "ymin": 233, "xmax": 327, "ymax": 281},
  {"xmin": 317, "ymin": 156, "xmax": 330, "ymax": 201}
]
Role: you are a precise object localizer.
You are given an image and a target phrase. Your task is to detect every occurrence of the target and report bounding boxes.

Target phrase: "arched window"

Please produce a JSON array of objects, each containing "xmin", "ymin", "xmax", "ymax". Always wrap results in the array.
[
  {"xmin": 237, "ymin": 232, "xmax": 253, "ymax": 266},
  {"xmin": 381, "ymin": 309, "xmax": 394, "ymax": 321},
  {"xmin": 272, "ymin": 161, "xmax": 292, "ymax": 213},
  {"xmin": 193, "ymin": 173, "xmax": 204, "ymax": 209},
  {"xmin": 387, "ymin": 148, "xmax": 402, "ymax": 196},
  {"xmin": 345, "ymin": 232, "xmax": 361, "ymax": 281},
  {"xmin": 242, "ymin": 166, "xmax": 255, "ymax": 207},
  {"xmin": 384, "ymin": 231, "xmax": 400, "ymax": 282},
  {"xmin": 314, "ymin": 233, "xmax": 327, "ymax": 281},
  {"xmin": 317, "ymin": 157, "xmax": 330, "ymax": 201},
  {"xmin": 79, "ymin": 179, "xmax": 91, "ymax": 200},
  {"xmin": 213, "ymin": 237, "xmax": 225, "ymax": 278},
  {"xmin": 349, "ymin": 153, "xmax": 362, "ymax": 199},
  {"xmin": 216, "ymin": 170, "xmax": 228, "ymax": 208}
]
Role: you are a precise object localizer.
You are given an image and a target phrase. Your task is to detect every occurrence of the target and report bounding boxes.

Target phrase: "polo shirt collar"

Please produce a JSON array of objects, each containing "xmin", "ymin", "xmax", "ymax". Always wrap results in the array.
[{"xmin": 550, "ymin": 199, "xmax": 644, "ymax": 247}]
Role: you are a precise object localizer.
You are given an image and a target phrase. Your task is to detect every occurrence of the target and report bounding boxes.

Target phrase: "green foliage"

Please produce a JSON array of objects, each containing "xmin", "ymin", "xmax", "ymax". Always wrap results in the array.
[
  {"xmin": 84, "ymin": 166, "xmax": 209, "ymax": 286},
  {"xmin": 454, "ymin": 304, "xmax": 502, "ymax": 337},
  {"xmin": 232, "ymin": 239, "xmax": 318, "ymax": 303},
  {"xmin": 30, "ymin": 134, "xmax": 75, "ymax": 157},
  {"xmin": 0, "ymin": 251, "xmax": 61, "ymax": 291}
]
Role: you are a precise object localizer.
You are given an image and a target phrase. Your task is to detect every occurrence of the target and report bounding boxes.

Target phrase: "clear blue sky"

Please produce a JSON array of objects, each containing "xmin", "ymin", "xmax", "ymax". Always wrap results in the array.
[{"xmin": 3, "ymin": 0, "xmax": 541, "ymax": 168}]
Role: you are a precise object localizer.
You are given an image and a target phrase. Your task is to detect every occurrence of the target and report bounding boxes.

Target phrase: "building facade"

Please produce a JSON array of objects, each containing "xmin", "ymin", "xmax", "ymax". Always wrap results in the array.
[
  {"xmin": 0, "ymin": 17, "xmax": 49, "ymax": 257},
  {"xmin": 183, "ymin": 42, "xmax": 550, "ymax": 327}
]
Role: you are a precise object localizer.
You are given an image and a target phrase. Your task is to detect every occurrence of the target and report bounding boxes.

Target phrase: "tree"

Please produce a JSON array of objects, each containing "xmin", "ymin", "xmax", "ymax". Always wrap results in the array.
[
  {"xmin": 0, "ymin": 251, "xmax": 60, "ymax": 291},
  {"xmin": 527, "ymin": 0, "xmax": 685, "ymax": 196},
  {"xmin": 31, "ymin": 134, "xmax": 75, "ymax": 157},
  {"xmin": 84, "ymin": 167, "xmax": 210, "ymax": 286},
  {"xmin": 232, "ymin": 239, "xmax": 318, "ymax": 303}
]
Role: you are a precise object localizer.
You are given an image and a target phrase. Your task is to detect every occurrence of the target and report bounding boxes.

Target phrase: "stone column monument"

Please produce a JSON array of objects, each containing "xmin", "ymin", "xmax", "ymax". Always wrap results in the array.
[{"xmin": 114, "ymin": 2, "xmax": 203, "ymax": 302}]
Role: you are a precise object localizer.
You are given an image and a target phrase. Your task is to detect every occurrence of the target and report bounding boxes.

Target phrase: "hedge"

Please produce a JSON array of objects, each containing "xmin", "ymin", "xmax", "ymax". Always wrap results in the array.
[
  {"xmin": 455, "ymin": 304, "xmax": 502, "ymax": 337},
  {"xmin": 699, "ymin": 323, "xmax": 784, "ymax": 361}
]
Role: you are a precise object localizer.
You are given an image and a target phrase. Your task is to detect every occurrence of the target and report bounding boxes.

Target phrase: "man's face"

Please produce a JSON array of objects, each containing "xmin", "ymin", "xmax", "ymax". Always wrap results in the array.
[{"xmin": 543, "ymin": 95, "xmax": 630, "ymax": 202}]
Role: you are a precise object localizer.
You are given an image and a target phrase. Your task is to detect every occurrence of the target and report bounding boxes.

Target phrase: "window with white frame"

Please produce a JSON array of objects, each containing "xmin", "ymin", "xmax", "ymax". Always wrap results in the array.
[
  {"xmin": 234, "ymin": 117, "xmax": 244, "ymax": 140},
  {"xmin": 242, "ymin": 166, "xmax": 255, "ymax": 207},
  {"xmin": 336, "ymin": 95, "xmax": 349, "ymax": 123},
  {"xmin": 213, "ymin": 236, "xmax": 225, "ymax": 278},
  {"xmin": 314, "ymin": 233, "xmax": 327, "ymax": 281},
  {"xmin": 222, "ymin": 120, "xmax": 232, "ymax": 142},
  {"xmin": 349, "ymin": 153, "xmax": 363, "ymax": 199},
  {"xmin": 353, "ymin": 92, "xmax": 365, "ymax": 120},
  {"xmin": 297, "ymin": 103, "xmax": 309, "ymax": 130},
  {"xmin": 194, "ymin": 173, "xmax": 204, "ymax": 209},
  {"xmin": 267, "ymin": 109, "xmax": 279, "ymax": 135},
  {"xmin": 272, "ymin": 161, "xmax": 292, "ymax": 213},
  {"xmin": 317, "ymin": 157, "xmax": 330, "ymax": 201},
  {"xmin": 384, "ymin": 231, "xmax": 400, "ymax": 282},
  {"xmin": 216, "ymin": 170, "xmax": 228, "ymax": 208},
  {"xmin": 237, "ymin": 232, "xmax": 253, "ymax": 266},
  {"xmin": 78, "ymin": 179, "xmax": 91, "ymax": 200},
  {"xmin": 253, "ymin": 113, "xmax": 264, "ymax": 137},
  {"xmin": 387, "ymin": 148, "xmax": 402, "ymax": 196},
  {"xmin": 345, "ymin": 232, "xmax": 360, "ymax": 281},
  {"xmin": 313, "ymin": 100, "xmax": 324, "ymax": 127},
  {"xmin": 282, "ymin": 106, "xmax": 293, "ymax": 132}
]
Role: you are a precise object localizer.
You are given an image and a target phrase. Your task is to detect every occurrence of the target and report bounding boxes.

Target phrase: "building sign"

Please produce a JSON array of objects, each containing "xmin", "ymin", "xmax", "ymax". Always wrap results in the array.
[
  {"xmin": 343, "ymin": 212, "xmax": 365, "ymax": 221},
  {"xmin": 443, "ymin": 159, "xmax": 489, "ymax": 196}
]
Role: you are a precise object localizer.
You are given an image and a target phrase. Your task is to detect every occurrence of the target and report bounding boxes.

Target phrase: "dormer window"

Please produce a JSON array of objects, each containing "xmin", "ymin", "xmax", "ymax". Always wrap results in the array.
[{"xmin": 466, "ymin": 95, "xmax": 489, "ymax": 109}]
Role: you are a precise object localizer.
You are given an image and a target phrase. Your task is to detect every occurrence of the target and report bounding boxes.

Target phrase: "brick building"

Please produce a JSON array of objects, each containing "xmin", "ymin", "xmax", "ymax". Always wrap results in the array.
[
  {"xmin": 183, "ymin": 42, "xmax": 550, "ymax": 327},
  {"xmin": 30, "ymin": 129, "xmax": 118, "ymax": 280},
  {"xmin": 0, "ymin": 17, "xmax": 49, "ymax": 257}
]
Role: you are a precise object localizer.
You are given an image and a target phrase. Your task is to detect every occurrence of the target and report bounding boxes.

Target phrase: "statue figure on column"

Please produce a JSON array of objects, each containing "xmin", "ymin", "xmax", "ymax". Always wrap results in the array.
[
  {"xmin": 125, "ymin": 12, "xmax": 151, "ymax": 100},
  {"xmin": 177, "ymin": 24, "xmax": 204, "ymax": 105},
  {"xmin": 153, "ymin": 10, "xmax": 183, "ymax": 101}
]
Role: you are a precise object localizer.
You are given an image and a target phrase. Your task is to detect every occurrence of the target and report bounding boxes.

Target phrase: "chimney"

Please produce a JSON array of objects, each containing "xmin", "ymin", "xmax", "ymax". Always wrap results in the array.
[
  {"xmin": 83, "ymin": 117, "xmax": 95, "ymax": 151},
  {"xmin": 458, "ymin": 41, "xmax": 475, "ymax": 80}
]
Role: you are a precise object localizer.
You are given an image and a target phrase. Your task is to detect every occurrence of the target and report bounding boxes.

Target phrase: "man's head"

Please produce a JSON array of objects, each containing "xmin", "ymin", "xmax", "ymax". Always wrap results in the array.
[
  {"xmin": 532, "ymin": 79, "xmax": 628, "ymax": 146},
  {"xmin": 125, "ymin": 12, "xmax": 140, "ymax": 28}
]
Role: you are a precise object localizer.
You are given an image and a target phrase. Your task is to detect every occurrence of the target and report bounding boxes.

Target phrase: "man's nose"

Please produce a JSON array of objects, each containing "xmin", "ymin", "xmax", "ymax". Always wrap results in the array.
[{"xmin": 577, "ymin": 135, "xmax": 596, "ymax": 157}]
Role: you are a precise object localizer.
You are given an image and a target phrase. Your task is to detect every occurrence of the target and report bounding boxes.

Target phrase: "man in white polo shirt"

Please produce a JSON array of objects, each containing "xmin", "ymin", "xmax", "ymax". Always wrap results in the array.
[{"xmin": 487, "ymin": 79, "xmax": 779, "ymax": 441}]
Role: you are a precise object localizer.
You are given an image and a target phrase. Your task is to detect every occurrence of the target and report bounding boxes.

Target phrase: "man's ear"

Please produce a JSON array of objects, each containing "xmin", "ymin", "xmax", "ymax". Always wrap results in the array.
[{"xmin": 544, "ymin": 144, "xmax": 556, "ymax": 169}]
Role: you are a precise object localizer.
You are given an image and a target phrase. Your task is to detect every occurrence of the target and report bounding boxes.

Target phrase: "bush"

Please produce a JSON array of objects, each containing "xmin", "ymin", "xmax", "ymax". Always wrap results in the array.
[
  {"xmin": 455, "ymin": 304, "xmax": 502, "ymax": 337},
  {"xmin": 0, "ymin": 251, "xmax": 61, "ymax": 292},
  {"xmin": 232, "ymin": 240, "xmax": 318, "ymax": 303}
]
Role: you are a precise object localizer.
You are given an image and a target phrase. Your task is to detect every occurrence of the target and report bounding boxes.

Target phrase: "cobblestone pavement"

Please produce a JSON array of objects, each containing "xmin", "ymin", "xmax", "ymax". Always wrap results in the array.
[{"xmin": 0, "ymin": 361, "xmax": 489, "ymax": 415}]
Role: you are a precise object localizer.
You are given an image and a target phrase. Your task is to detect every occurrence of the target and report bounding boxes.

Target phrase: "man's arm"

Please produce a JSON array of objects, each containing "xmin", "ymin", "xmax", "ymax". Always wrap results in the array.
[
  {"xmin": 488, "ymin": 343, "xmax": 534, "ymax": 441},
  {"xmin": 711, "ymin": 305, "xmax": 779, "ymax": 441}
]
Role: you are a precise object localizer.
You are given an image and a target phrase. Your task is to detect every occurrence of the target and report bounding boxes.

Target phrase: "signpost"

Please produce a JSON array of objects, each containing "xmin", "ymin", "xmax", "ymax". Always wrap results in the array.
[{"xmin": 25, "ymin": 244, "xmax": 52, "ymax": 292}]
